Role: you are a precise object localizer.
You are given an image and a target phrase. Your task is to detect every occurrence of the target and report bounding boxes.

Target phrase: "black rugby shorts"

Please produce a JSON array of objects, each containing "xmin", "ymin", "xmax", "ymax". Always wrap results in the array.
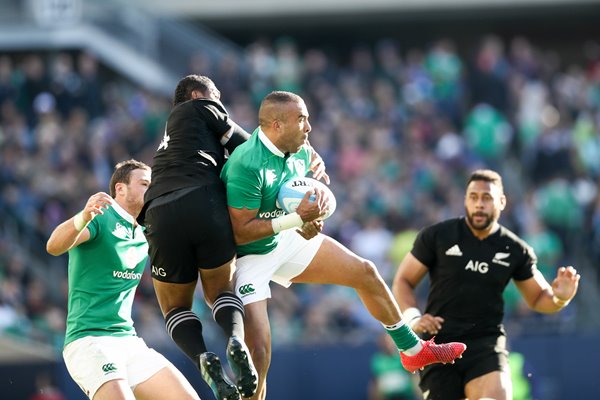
[{"xmin": 143, "ymin": 185, "xmax": 236, "ymax": 283}]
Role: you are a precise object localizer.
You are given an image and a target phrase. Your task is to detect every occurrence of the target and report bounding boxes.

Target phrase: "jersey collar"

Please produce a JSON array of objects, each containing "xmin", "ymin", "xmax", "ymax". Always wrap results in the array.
[
  {"xmin": 111, "ymin": 201, "xmax": 136, "ymax": 225},
  {"xmin": 258, "ymin": 128, "xmax": 286, "ymax": 158}
]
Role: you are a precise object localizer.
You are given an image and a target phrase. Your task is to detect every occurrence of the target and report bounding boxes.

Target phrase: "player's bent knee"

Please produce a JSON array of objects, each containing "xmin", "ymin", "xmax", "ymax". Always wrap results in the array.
[
  {"xmin": 356, "ymin": 259, "xmax": 384, "ymax": 287},
  {"xmin": 248, "ymin": 343, "xmax": 270, "ymax": 371}
]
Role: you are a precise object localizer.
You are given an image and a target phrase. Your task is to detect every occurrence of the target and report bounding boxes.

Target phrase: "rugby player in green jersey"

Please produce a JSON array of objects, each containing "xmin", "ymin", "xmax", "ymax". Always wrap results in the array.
[
  {"xmin": 221, "ymin": 91, "xmax": 466, "ymax": 400},
  {"xmin": 47, "ymin": 160, "xmax": 199, "ymax": 400}
]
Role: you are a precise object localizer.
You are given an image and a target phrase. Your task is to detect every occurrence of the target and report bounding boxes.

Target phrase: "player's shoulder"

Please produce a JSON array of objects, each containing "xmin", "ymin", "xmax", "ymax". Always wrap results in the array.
[
  {"xmin": 421, "ymin": 217, "xmax": 463, "ymax": 235},
  {"xmin": 495, "ymin": 224, "xmax": 537, "ymax": 260},
  {"xmin": 84, "ymin": 206, "xmax": 114, "ymax": 239},
  {"xmin": 229, "ymin": 130, "xmax": 258, "ymax": 155},
  {"xmin": 96, "ymin": 206, "xmax": 119, "ymax": 227},
  {"xmin": 414, "ymin": 218, "xmax": 463, "ymax": 248},
  {"xmin": 225, "ymin": 132, "xmax": 263, "ymax": 167},
  {"xmin": 172, "ymin": 98, "xmax": 228, "ymax": 117},
  {"xmin": 497, "ymin": 224, "xmax": 530, "ymax": 250},
  {"xmin": 199, "ymin": 98, "xmax": 228, "ymax": 114}
]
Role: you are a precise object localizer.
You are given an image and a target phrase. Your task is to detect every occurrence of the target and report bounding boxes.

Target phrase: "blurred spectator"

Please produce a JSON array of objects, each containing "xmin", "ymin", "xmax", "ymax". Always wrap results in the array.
[
  {"xmin": 508, "ymin": 351, "xmax": 533, "ymax": 400},
  {"xmin": 533, "ymin": 176, "xmax": 583, "ymax": 250},
  {"xmin": 75, "ymin": 52, "xmax": 103, "ymax": 119},
  {"xmin": 528, "ymin": 106, "xmax": 576, "ymax": 183},
  {"xmin": 29, "ymin": 372, "xmax": 66, "ymax": 400},
  {"xmin": 425, "ymin": 39, "xmax": 464, "ymax": 124},
  {"xmin": 0, "ymin": 56, "xmax": 18, "ymax": 106},
  {"xmin": 469, "ymin": 35, "xmax": 510, "ymax": 112},
  {"xmin": 273, "ymin": 36, "xmax": 303, "ymax": 93},
  {"xmin": 463, "ymin": 102, "xmax": 513, "ymax": 166},
  {"xmin": 368, "ymin": 333, "xmax": 418, "ymax": 400},
  {"xmin": 350, "ymin": 216, "xmax": 394, "ymax": 280}
]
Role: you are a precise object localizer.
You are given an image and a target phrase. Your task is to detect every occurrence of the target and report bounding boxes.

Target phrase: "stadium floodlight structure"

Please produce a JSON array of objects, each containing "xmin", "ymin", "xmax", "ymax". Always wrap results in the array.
[{"xmin": 0, "ymin": 0, "xmax": 244, "ymax": 96}]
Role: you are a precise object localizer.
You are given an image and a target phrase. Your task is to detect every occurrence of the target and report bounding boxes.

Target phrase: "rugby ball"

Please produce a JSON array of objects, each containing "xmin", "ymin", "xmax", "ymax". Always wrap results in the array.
[{"xmin": 277, "ymin": 177, "xmax": 336, "ymax": 220}]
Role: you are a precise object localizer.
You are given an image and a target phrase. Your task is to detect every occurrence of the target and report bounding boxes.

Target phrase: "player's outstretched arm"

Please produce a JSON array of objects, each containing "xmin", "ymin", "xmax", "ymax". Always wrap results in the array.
[
  {"xmin": 393, "ymin": 252, "xmax": 444, "ymax": 335},
  {"xmin": 46, "ymin": 192, "xmax": 113, "ymax": 255},
  {"xmin": 515, "ymin": 266, "xmax": 580, "ymax": 313}
]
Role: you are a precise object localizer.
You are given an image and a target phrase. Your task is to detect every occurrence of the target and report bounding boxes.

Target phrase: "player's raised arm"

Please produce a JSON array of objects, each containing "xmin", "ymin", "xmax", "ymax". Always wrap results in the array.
[{"xmin": 46, "ymin": 191, "xmax": 113, "ymax": 255}]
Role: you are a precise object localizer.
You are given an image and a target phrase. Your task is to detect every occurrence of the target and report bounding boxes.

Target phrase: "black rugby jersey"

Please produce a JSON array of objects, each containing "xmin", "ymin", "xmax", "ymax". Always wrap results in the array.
[
  {"xmin": 143, "ymin": 98, "xmax": 234, "ymax": 205},
  {"xmin": 411, "ymin": 217, "xmax": 537, "ymax": 339}
]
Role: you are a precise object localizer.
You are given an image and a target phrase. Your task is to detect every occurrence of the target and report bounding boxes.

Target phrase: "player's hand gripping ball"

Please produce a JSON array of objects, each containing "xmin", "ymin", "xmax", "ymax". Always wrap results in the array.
[{"xmin": 277, "ymin": 177, "xmax": 336, "ymax": 220}]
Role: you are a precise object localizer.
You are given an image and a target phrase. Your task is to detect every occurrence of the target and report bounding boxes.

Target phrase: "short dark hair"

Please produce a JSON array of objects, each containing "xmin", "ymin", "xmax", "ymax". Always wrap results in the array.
[
  {"xmin": 172, "ymin": 75, "xmax": 215, "ymax": 106},
  {"xmin": 109, "ymin": 159, "xmax": 150, "ymax": 198},
  {"xmin": 262, "ymin": 91, "xmax": 301, "ymax": 104},
  {"xmin": 258, "ymin": 91, "xmax": 303, "ymax": 127},
  {"xmin": 467, "ymin": 169, "xmax": 504, "ymax": 193}
]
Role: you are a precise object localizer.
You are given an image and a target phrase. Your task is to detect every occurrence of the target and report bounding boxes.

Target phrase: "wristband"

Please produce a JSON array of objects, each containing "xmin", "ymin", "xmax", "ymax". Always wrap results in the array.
[
  {"xmin": 73, "ymin": 211, "xmax": 89, "ymax": 232},
  {"xmin": 271, "ymin": 212, "xmax": 303, "ymax": 233},
  {"xmin": 403, "ymin": 307, "xmax": 422, "ymax": 327},
  {"xmin": 552, "ymin": 295, "xmax": 570, "ymax": 308}
]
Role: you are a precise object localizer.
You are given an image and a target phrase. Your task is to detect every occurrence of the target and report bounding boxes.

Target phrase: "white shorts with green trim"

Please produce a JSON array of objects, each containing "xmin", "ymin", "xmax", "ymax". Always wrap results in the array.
[
  {"xmin": 63, "ymin": 335, "xmax": 171, "ymax": 399},
  {"xmin": 235, "ymin": 230, "xmax": 325, "ymax": 305}
]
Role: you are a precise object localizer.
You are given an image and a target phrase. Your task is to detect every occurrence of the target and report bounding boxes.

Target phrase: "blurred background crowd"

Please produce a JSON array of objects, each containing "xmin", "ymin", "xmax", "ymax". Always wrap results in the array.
[
  {"xmin": 2, "ymin": 32, "xmax": 600, "ymax": 353},
  {"xmin": 1, "ymin": 0, "xmax": 600, "ymax": 397}
]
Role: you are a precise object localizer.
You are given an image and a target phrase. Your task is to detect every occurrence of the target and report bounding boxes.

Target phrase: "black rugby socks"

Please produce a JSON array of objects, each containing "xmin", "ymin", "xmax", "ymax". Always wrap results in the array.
[
  {"xmin": 165, "ymin": 307, "xmax": 208, "ymax": 361},
  {"xmin": 212, "ymin": 291, "xmax": 245, "ymax": 338}
]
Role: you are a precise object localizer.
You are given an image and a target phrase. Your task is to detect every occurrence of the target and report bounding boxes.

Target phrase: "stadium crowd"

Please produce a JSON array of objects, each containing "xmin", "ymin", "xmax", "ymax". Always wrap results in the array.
[{"xmin": 1, "ymin": 33, "xmax": 599, "ymax": 354}]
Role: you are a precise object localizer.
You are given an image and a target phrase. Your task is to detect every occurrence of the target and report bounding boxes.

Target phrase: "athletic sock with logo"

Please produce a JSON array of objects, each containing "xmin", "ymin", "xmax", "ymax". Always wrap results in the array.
[
  {"xmin": 165, "ymin": 307, "xmax": 208, "ymax": 361},
  {"xmin": 212, "ymin": 291, "xmax": 245, "ymax": 338},
  {"xmin": 383, "ymin": 321, "xmax": 423, "ymax": 355}
]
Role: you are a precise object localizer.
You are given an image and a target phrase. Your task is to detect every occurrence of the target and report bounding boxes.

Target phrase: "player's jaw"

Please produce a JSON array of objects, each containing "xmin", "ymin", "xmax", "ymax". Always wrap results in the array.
[
  {"xmin": 297, "ymin": 134, "xmax": 309, "ymax": 151},
  {"xmin": 288, "ymin": 132, "xmax": 307, "ymax": 153},
  {"xmin": 466, "ymin": 211, "xmax": 493, "ymax": 231}
]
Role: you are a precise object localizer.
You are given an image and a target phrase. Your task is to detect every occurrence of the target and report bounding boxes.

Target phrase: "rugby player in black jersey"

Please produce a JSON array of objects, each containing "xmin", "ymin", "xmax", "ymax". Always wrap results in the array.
[
  {"xmin": 139, "ymin": 75, "xmax": 254, "ymax": 400},
  {"xmin": 138, "ymin": 75, "xmax": 327, "ymax": 400},
  {"xmin": 392, "ymin": 169, "xmax": 580, "ymax": 400}
]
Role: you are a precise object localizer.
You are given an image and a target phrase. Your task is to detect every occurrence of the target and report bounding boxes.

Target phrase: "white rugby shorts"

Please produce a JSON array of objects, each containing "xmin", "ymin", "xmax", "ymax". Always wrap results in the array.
[
  {"xmin": 235, "ymin": 229, "xmax": 324, "ymax": 305},
  {"xmin": 63, "ymin": 335, "xmax": 171, "ymax": 399}
]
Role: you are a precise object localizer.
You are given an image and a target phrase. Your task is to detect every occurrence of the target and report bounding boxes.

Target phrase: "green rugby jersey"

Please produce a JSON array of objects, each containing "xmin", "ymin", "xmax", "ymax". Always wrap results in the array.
[
  {"xmin": 64, "ymin": 202, "xmax": 148, "ymax": 347},
  {"xmin": 221, "ymin": 128, "xmax": 312, "ymax": 256}
]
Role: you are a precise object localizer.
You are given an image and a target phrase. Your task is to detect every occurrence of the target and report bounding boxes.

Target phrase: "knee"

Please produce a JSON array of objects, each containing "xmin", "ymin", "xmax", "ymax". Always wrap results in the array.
[
  {"xmin": 358, "ymin": 260, "xmax": 384, "ymax": 288},
  {"xmin": 203, "ymin": 287, "xmax": 229, "ymax": 306},
  {"xmin": 202, "ymin": 282, "xmax": 235, "ymax": 306},
  {"xmin": 246, "ymin": 339, "xmax": 270, "ymax": 372}
]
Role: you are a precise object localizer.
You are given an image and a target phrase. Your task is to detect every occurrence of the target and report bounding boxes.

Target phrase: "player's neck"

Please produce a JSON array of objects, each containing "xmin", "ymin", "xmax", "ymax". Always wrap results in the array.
[
  {"xmin": 114, "ymin": 199, "xmax": 140, "ymax": 227},
  {"xmin": 466, "ymin": 220, "xmax": 499, "ymax": 240}
]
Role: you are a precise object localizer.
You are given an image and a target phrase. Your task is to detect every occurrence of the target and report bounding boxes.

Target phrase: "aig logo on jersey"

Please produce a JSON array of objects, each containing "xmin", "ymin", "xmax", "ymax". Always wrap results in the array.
[{"xmin": 465, "ymin": 260, "xmax": 489, "ymax": 274}]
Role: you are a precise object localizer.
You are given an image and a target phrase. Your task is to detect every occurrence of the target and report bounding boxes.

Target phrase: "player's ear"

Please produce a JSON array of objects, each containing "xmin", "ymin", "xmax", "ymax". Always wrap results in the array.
[
  {"xmin": 190, "ymin": 90, "xmax": 202, "ymax": 100},
  {"xmin": 115, "ymin": 182, "xmax": 126, "ymax": 197},
  {"xmin": 499, "ymin": 194, "xmax": 507, "ymax": 210}
]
